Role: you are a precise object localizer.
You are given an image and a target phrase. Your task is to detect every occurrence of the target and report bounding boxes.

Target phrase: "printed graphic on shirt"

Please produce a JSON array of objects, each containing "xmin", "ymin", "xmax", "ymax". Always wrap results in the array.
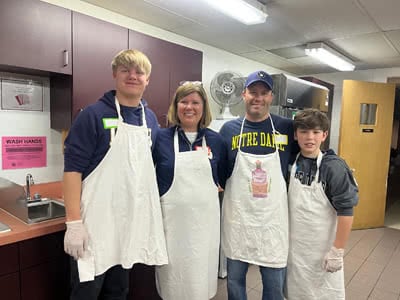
[
  {"xmin": 250, "ymin": 160, "xmax": 270, "ymax": 198},
  {"xmin": 294, "ymin": 169, "xmax": 326, "ymax": 190},
  {"xmin": 231, "ymin": 132, "xmax": 288, "ymax": 151}
]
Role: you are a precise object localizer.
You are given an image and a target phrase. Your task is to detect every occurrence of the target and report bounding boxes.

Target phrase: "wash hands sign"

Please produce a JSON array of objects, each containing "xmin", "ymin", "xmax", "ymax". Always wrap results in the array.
[{"xmin": 1, "ymin": 136, "xmax": 47, "ymax": 170}]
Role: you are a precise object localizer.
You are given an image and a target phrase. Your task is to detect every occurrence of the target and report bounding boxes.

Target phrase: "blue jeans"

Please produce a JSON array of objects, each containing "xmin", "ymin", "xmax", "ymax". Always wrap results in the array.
[{"xmin": 227, "ymin": 258, "xmax": 286, "ymax": 300}]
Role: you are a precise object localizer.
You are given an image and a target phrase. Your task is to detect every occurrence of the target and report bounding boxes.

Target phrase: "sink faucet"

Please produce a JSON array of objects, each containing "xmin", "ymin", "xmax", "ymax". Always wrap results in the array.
[{"xmin": 25, "ymin": 173, "xmax": 34, "ymax": 201}]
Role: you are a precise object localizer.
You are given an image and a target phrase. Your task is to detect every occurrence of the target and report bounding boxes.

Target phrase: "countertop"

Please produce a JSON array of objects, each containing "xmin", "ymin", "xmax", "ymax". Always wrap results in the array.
[
  {"xmin": 0, "ymin": 207, "xmax": 65, "ymax": 246},
  {"xmin": 0, "ymin": 181, "xmax": 65, "ymax": 246}
]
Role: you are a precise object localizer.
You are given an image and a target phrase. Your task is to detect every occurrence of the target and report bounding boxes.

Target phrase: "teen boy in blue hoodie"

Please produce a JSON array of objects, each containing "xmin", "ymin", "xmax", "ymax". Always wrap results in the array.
[{"xmin": 63, "ymin": 49, "xmax": 167, "ymax": 300}]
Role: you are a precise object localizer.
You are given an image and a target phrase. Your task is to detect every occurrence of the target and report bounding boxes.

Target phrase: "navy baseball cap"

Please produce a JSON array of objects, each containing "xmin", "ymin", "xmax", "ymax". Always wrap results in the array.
[{"xmin": 245, "ymin": 70, "xmax": 273, "ymax": 90}]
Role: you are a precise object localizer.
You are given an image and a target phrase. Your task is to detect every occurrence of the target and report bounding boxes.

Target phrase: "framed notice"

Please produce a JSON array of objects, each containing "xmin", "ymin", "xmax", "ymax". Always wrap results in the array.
[
  {"xmin": 2, "ymin": 136, "xmax": 47, "ymax": 170},
  {"xmin": 1, "ymin": 79, "xmax": 44, "ymax": 111}
]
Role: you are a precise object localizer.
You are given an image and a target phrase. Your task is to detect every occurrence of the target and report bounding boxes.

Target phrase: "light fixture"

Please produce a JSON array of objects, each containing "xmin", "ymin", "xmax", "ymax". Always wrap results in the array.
[
  {"xmin": 305, "ymin": 42, "xmax": 355, "ymax": 71},
  {"xmin": 202, "ymin": 0, "xmax": 268, "ymax": 25}
]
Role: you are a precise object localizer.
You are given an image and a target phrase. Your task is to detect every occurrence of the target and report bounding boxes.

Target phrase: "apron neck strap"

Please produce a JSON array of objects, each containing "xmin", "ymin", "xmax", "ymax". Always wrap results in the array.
[
  {"xmin": 238, "ymin": 115, "xmax": 279, "ymax": 152},
  {"xmin": 174, "ymin": 129, "xmax": 206, "ymax": 153},
  {"xmin": 114, "ymin": 97, "xmax": 147, "ymax": 127},
  {"xmin": 293, "ymin": 151, "xmax": 324, "ymax": 179},
  {"xmin": 315, "ymin": 151, "xmax": 323, "ymax": 179}
]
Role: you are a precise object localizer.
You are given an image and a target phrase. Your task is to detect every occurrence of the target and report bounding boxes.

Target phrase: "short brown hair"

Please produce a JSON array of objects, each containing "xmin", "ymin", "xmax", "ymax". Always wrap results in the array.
[
  {"xmin": 111, "ymin": 49, "xmax": 151, "ymax": 75},
  {"xmin": 167, "ymin": 82, "xmax": 212, "ymax": 128},
  {"xmin": 294, "ymin": 108, "xmax": 330, "ymax": 132}
]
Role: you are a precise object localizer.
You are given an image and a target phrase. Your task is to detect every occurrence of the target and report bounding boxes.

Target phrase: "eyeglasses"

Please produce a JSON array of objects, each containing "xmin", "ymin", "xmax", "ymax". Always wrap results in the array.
[{"xmin": 179, "ymin": 81, "xmax": 203, "ymax": 86}]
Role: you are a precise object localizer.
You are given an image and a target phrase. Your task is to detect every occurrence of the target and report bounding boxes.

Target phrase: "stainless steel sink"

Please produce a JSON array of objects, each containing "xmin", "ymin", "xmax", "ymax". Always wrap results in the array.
[
  {"xmin": 0, "ymin": 177, "xmax": 65, "ymax": 224},
  {"xmin": 27, "ymin": 199, "xmax": 65, "ymax": 223},
  {"xmin": 2, "ymin": 197, "xmax": 65, "ymax": 224}
]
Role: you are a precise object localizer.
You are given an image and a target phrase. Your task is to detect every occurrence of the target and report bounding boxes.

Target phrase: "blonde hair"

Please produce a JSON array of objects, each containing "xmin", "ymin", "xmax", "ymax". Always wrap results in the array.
[
  {"xmin": 111, "ymin": 49, "xmax": 151, "ymax": 75},
  {"xmin": 168, "ymin": 82, "xmax": 212, "ymax": 128}
]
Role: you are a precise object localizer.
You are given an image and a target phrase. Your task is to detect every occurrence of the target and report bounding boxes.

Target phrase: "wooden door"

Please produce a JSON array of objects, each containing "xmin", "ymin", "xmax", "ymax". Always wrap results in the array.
[{"xmin": 339, "ymin": 80, "xmax": 395, "ymax": 229}]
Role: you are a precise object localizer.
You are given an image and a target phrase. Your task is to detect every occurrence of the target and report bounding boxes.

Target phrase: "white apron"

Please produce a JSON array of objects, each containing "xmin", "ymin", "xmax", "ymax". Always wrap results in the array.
[
  {"xmin": 222, "ymin": 117, "xmax": 289, "ymax": 267},
  {"xmin": 77, "ymin": 99, "xmax": 168, "ymax": 282},
  {"xmin": 156, "ymin": 130, "xmax": 220, "ymax": 300},
  {"xmin": 286, "ymin": 152, "xmax": 345, "ymax": 299}
]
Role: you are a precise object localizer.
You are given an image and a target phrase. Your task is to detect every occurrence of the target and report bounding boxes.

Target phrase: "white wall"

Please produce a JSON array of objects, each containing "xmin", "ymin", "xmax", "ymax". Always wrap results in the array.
[
  {"xmin": 0, "ymin": 72, "xmax": 64, "ymax": 185},
  {"xmin": 309, "ymin": 67, "xmax": 400, "ymax": 152}
]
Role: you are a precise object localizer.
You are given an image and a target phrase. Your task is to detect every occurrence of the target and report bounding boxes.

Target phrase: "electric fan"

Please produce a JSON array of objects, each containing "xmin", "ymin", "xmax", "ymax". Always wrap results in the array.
[{"xmin": 209, "ymin": 71, "xmax": 244, "ymax": 131}]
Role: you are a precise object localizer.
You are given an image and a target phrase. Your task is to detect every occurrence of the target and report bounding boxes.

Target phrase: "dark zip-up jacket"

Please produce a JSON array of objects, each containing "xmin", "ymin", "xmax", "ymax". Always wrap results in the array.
[{"xmin": 152, "ymin": 125, "xmax": 228, "ymax": 196}]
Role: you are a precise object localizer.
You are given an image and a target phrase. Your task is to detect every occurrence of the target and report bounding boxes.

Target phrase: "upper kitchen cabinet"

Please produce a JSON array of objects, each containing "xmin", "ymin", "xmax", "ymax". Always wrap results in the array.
[
  {"xmin": 167, "ymin": 42, "xmax": 203, "ymax": 102},
  {"xmin": 0, "ymin": 0, "xmax": 72, "ymax": 74},
  {"xmin": 129, "ymin": 30, "xmax": 171, "ymax": 128},
  {"xmin": 51, "ymin": 13, "xmax": 128, "ymax": 129},
  {"xmin": 72, "ymin": 13, "xmax": 128, "ymax": 119},
  {"xmin": 129, "ymin": 30, "xmax": 202, "ymax": 127}
]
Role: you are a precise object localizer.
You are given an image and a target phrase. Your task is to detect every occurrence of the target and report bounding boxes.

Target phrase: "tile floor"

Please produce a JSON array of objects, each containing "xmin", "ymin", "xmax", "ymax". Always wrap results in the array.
[{"xmin": 213, "ymin": 199, "xmax": 400, "ymax": 300}]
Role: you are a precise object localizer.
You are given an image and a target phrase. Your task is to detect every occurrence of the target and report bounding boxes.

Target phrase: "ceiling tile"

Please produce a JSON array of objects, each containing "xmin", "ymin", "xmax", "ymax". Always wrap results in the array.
[
  {"xmin": 385, "ymin": 30, "xmax": 400, "ymax": 52},
  {"xmin": 360, "ymin": 0, "xmax": 400, "ymax": 31},
  {"xmin": 241, "ymin": 50, "xmax": 302, "ymax": 71},
  {"xmin": 267, "ymin": 0, "xmax": 379, "ymax": 40},
  {"xmin": 268, "ymin": 45, "xmax": 307, "ymax": 59},
  {"xmin": 82, "ymin": 0, "xmax": 191, "ymax": 30},
  {"xmin": 332, "ymin": 32, "xmax": 400, "ymax": 61}
]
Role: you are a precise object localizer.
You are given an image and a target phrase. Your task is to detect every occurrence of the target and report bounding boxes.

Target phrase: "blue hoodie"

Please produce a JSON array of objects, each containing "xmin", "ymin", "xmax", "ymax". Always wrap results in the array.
[{"xmin": 64, "ymin": 90, "xmax": 159, "ymax": 180}]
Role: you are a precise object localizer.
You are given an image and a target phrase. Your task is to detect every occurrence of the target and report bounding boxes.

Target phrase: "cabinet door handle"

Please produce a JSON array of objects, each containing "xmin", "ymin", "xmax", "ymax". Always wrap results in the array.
[{"xmin": 63, "ymin": 50, "xmax": 69, "ymax": 67}]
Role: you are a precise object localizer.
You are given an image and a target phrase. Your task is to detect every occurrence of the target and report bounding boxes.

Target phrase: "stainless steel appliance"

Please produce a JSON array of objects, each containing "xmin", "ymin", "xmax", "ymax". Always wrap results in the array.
[{"xmin": 270, "ymin": 73, "xmax": 329, "ymax": 119}]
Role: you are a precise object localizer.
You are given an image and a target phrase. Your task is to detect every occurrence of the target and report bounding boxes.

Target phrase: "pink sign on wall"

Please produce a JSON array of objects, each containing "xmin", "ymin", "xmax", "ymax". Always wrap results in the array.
[{"xmin": 2, "ymin": 136, "xmax": 47, "ymax": 170}]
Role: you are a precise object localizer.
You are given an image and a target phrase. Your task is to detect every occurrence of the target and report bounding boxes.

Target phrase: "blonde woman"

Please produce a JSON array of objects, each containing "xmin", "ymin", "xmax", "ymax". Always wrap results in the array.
[{"xmin": 153, "ymin": 82, "xmax": 227, "ymax": 300}]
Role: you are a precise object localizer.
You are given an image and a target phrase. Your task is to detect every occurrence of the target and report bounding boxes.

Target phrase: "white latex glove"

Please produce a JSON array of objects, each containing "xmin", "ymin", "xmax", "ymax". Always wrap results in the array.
[
  {"xmin": 64, "ymin": 220, "xmax": 89, "ymax": 260},
  {"xmin": 322, "ymin": 246, "xmax": 344, "ymax": 272}
]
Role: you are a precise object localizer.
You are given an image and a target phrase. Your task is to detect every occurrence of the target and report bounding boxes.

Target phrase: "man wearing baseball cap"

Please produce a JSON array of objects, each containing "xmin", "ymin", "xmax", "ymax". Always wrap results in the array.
[{"xmin": 220, "ymin": 70, "xmax": 298, "ymax": 300}]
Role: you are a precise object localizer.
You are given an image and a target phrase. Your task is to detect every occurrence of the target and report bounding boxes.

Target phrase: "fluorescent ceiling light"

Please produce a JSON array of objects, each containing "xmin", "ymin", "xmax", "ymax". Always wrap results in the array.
[
  {"xmin": 202, "ymin": 0, "xmax": 268, "ymax": 25},
  {"xmin": 305, "ymin": 42, "xmax": 355, "ymax": 71}
]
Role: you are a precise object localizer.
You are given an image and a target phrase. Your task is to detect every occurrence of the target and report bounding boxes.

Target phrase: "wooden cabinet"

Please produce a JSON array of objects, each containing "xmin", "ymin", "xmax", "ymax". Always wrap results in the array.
[
  {"xmin": 0, "ymin": 242, "xmax": 19, "ymax": 276},
  {"xmin": 0, "ymin": 231, "xmax": 171, "ymax": 299},
  {"xmin": 167, "ymin": 42, "xmax": 203, "ymax": 100},
  {"xmin": 129, "ymin": 30, "xmax": 203, "ymax": 127},
  {"xmin": 0, "ymin": 0, "xmax": 72, "ymax": 74},
  {"xmin": 129, "ymin": 31, "xmax": 171, "ymax": 128},
  {"xmin": 19, "ymin": 231, "xmax": 69, "ymax": 300},
  {"xmin": 0, "ymin": 273, "xmax": 20, "ymax": 300},
  {"xmin": 51, "ymin": 13, "xmax": 129, "ymax": 129},
  {"xmin": 0, "ymin": 232, "xmax": 69, "ymax": 300},
  {"xmin": 20, "ymin": 260, "xmax": 69, "ymax": 300},
  {"xmin": 0, "ymin": 243, "xmax": 20, "ymax": 300},
  {"xmin": 0, "ymin": 0, "xmax": 203, "ymax": 130},
  {"xmin": 51, "ymin": 24, "xmax": 202, "ymax": 129},
  {"xmin": 72, "ymin": 13, "xmax": 129, "ymax": 120}
]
